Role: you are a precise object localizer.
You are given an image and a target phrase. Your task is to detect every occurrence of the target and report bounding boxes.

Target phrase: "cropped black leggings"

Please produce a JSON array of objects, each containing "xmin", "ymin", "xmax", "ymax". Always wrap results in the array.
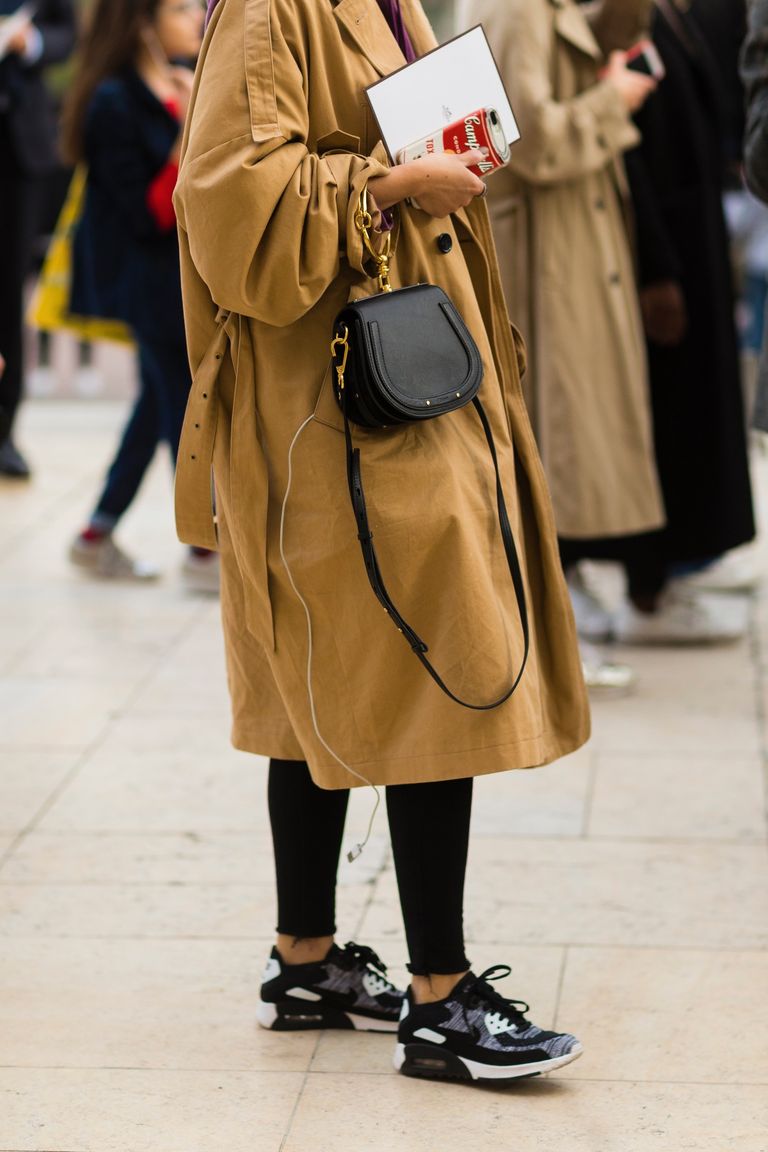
[{"xmin": 268, "ymin": 758, "xmax": 473, "ymax": 976}]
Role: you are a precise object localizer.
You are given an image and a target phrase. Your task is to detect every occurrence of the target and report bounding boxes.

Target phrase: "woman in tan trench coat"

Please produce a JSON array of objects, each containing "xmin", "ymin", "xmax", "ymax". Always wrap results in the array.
[{"xmin": 173, "ymin": 0, "xmax": 588, "ymax": 1083}]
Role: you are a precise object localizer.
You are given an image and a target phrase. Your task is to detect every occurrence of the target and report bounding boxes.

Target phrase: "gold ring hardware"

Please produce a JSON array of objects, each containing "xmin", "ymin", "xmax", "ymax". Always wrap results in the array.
[{"xmin": 356, "ymin": 188, "xmax": 393, "ymax": 294}]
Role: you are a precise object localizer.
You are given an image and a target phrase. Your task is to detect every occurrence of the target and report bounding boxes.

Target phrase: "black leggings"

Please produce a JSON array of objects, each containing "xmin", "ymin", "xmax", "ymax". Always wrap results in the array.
[{"xmin": 268, "ymin": 758, "xmax": 472, "ymax": 976}]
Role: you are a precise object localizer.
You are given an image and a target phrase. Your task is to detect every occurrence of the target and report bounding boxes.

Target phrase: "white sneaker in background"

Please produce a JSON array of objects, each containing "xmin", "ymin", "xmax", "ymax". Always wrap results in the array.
[
  {"xmin": 614, "ymin": 585, "xmax": 748, "ymax": 646},
  {"xmin": 567, "ymin": 567, "xmax": 614, "ymax": 641},
  {"xmin": 672, "ymin": 549, "xmax": 761, "ymax": 595},
  {"xmin": 69, "ymin": 534, "xmax": 161, "ymax": 581},
  {"xmin": 580, "ymin": 641, "xmax": 636, "ymax": 695},
  {"xmin": 181, "ymin": 550, "xmax": 220, "ymax": 595}
]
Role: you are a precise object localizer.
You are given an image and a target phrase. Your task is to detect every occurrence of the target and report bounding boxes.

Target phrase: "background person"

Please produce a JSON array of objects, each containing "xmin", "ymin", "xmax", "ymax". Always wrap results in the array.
[
  {"xmin": 0, "ymin": 0, "xmax": 77, "ymax": 477},
  {"xmin": 60, "ymin": 0, "xmax": 217, "ymax": 588},
  {"xmin": 174, "ymin": 0, "xmax": 590, "ymax": 1085},
  {"xmin": 741, "ymin": 0, "xmax": 768, "ymax": 437},
  {"xmin": 461, "ymin": 0, "xmax": 665, "ymax": 675},
  {"xmin": 615, "ymin": 0, "xmax": 756, "ymax": 639}
]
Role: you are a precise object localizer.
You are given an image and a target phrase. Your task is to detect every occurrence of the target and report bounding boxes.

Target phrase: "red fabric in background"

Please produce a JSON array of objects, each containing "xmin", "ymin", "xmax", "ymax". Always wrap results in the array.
[{"xmin": 146, "ymin": 98, "xmax": 180, "ymax": 232}]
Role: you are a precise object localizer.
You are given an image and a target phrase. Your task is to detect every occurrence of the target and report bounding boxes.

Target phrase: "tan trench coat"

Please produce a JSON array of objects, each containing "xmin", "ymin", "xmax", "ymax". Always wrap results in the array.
[
  {"xmin": 465, "ymin": 0, "xmax": 665, "ymax": 539},
  {"xmin": 173, "ymin": 0, "xmax": 590, "ymax": 790}
]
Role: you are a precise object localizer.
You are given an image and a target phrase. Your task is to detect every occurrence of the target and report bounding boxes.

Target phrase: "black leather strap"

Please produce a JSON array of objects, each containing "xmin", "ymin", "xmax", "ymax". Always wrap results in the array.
[{"xmin": 343, "ymin": 397, "xmax": 530, "ymax": 710}]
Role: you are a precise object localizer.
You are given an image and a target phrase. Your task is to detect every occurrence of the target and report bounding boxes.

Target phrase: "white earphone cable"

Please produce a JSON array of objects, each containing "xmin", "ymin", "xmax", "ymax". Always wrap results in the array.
[{"xmin": 279, "ymin": 415, "xmax": 381, "ymax": 862}]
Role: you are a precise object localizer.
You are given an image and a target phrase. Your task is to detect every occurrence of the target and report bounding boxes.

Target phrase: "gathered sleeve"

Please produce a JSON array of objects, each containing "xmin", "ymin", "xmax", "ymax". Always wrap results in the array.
[
  {"xmin": 498, "ymin": 0, "xmax": 639, "ymax": 187},
  {"xmin": 174, "ymin": 0, "xmax": 390, "ymax": 327}
]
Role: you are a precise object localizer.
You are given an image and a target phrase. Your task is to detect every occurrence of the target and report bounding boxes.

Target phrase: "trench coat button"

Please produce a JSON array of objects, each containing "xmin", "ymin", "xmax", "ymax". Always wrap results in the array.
[
  {"xmin": 437, "ymin": 233, "xmax": 453, "ymax": 254},
  {"xmin": 595, "ymin": 197, "xmax": 606, "ymax": 210},
  {"xmin": 609, "ymin": 272, "xmax": 621, "ymax": 285},
  {"xmin": 596, "ymin": 133, "xmax": 608, "ymax": 149}
]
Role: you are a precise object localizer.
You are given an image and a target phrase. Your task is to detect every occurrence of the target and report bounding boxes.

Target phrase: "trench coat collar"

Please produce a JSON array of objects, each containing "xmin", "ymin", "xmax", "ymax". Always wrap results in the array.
[
  {"xmin": 551, "ymin": 0, "xmax": 601, "ymax": 61},
  {"xmin": 333, "ymin": 0, "xmax": 407, "ymax": 77}
]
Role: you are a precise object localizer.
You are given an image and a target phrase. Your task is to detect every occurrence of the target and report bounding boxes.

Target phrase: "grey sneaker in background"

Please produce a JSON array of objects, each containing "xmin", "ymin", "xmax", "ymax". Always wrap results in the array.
[{"xmin": 69, "ymin": 535, "xmax": 160, "ymax": 582}]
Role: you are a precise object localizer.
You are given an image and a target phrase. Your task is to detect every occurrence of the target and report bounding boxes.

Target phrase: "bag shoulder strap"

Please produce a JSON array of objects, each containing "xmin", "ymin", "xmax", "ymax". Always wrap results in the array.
[{"xmin": 343, "ymin": 397, "xmax": 530, "ymax": 711}]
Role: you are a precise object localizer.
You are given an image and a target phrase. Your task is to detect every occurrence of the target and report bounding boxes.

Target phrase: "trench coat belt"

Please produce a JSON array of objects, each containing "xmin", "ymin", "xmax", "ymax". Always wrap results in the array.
[{"xmin": 174, "ymin": 307, "xmax": 231, "ymax": 551}]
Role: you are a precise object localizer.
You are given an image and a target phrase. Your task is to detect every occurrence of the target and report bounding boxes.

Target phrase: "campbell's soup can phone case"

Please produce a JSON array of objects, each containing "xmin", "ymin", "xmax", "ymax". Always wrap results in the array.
[{"xmin": 396, "ymin": 107, "xmax": 511, "ymax": 177}]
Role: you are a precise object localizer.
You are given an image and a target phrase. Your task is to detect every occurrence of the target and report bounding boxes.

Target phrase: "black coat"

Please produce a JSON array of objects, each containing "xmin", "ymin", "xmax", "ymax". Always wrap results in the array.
[
  {"xmin": 625, "ymin": 2, "xmax": 754, "ymax": 562},
  {"xmin": 70, "ymin": 70, "xmax": 185, "ymax": 347},
  {"xmin": 0, "ymin": 0, "xmax": 76, "ymax": 175}
]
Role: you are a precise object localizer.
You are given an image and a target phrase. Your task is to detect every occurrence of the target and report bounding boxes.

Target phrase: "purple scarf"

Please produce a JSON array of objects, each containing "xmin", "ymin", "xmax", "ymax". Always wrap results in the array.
[
  {"xmin": 207, "ymin": 0, "xmax": 415, "ymax": 61},
  {"xmin": 375, "ymin": 0, "xmax": 416, "ymax": 62}
]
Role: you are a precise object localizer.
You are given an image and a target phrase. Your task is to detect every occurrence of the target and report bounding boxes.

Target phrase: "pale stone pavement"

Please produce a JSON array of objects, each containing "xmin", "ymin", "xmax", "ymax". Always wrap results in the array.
[{"xmin": 1, "ymin": 398, "xmax": 767, "ymax": 1152}]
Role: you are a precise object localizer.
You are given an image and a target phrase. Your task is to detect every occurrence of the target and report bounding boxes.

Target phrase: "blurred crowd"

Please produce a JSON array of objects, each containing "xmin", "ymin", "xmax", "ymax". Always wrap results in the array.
[{"xmin": 1, "ymin": 0, "xmax": 767, "ymax": 687}]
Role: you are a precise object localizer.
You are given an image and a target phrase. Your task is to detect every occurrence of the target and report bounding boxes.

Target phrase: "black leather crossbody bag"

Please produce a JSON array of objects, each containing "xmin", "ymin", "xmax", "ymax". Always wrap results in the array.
[{"xmin": 330, "ymin": 191, "xmax": 529, "ymax": 710}]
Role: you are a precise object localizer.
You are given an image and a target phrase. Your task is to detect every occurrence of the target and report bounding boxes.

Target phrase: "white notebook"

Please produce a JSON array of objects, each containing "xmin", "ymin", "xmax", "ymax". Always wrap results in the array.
[{"xmin": 366, "ymin": 25, "xmax": 519, "ymax": 165}]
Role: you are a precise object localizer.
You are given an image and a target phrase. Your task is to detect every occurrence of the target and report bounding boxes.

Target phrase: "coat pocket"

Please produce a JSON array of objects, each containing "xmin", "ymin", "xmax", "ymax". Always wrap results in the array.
[{"xmin": 316, "ymin": 129, "xmax": 362, "ymax": 155}]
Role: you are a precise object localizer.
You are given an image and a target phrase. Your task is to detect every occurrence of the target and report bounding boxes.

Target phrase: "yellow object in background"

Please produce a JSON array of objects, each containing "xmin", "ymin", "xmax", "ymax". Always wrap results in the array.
[{"xmin": 27, "ymin": 167, "xmax": 135, "ymax": 347}]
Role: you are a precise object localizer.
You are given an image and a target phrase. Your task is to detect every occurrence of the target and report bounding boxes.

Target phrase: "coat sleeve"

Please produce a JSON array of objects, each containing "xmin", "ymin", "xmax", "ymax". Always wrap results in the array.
[
  {"xmin": 497, "ymin": 0, "xmax": 639, "ymax": 187},
  {"xmin": 174, "ymin": 0, "xmax": 390, "ymax": 327},
  {"xmin": 582, "ymin": 0, "xmax": 653, "ymax": 56},
  {"xmin": 34, "ymin": 0, "xmax": 77, "ymax": 68},
  {"xmin": 741, "ymin": 0, "xmax": 768, "ymax": 205}
]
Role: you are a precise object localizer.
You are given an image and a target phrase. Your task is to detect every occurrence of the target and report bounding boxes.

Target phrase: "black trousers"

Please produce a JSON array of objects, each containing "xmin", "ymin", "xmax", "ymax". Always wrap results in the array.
[
  {"xmin": 559, "ymin": 532, "xmax": 668, "ymax": 602},
  {"xmin": 268, "ymin": 758, "xmax": 472, "ymax": 977},
  {"xmin": 0, "ymin": 123, "xmax": 41, "ymax": 442}
]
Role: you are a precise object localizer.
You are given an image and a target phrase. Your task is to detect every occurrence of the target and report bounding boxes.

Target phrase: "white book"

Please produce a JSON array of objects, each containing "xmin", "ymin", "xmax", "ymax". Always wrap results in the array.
[{"xmin": 366, "ymin": 25, "xmax": 519, "ymax": 166}]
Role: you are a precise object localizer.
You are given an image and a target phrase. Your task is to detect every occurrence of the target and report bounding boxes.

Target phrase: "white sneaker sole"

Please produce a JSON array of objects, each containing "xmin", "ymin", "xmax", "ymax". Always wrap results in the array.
[
  {"xmin": 393, "ymin": 1040, "xmax": 583, "ymax": 1081},
  {"xmin": 257, "ymin": 999, "xmax": 398, "ymax": 1033}
]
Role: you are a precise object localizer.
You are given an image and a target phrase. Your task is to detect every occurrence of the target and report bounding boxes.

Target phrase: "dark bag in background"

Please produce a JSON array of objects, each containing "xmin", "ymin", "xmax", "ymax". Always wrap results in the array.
[{"xmin": 330, "ymin": 191, "xmax": 529, "ymax": 710}]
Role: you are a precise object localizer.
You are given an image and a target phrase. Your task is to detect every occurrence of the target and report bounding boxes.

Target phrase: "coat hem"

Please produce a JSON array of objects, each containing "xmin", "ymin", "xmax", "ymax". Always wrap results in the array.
[{"xmin": 230, "ymin": 720, "xmax": 592, "ymax": 790}]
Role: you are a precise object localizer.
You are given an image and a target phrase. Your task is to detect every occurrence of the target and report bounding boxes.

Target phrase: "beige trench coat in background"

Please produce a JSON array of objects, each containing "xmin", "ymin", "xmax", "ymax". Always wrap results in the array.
[
  {"xmin": 173, "ymin": 0, "xmax": 590, "ymax": 790},
  {"xmin": 464, "ymin": 0, "xmax": 665, "ymax": 540}
]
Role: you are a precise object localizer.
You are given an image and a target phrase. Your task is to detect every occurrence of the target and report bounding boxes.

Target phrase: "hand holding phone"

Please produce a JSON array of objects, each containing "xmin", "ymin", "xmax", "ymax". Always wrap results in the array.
[
  {"xmin": 604, "ymin": 50, "xmax": 658, "ymax": 114},
  {"xmin": 625, "ymin": 40, "xmax": 666, "ymax": 81}
]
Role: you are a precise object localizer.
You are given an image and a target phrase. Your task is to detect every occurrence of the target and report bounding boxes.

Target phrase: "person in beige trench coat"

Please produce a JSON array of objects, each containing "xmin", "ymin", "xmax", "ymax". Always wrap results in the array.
[
  {"xmin": 464, "ymin": 0, "xmax": 665, "ymax": 543},
  {"xmin": 172, "ymin": 0, "xmax": 588, "ymax": 1082}
]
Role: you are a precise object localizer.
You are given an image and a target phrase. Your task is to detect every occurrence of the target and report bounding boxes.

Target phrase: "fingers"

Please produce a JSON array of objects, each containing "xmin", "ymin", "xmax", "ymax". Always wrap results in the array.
[{"xmin": 457, "ymin": 148, "xmax": 489, "ymax": 167}]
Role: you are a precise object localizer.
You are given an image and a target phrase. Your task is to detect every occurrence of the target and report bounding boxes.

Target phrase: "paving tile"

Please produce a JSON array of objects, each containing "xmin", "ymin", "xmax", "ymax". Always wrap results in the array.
[
  {"xmin": 589, "ymin": 691, "xmax": 761, "ymax": 755},
  {"xmin": 283, "ymin": 1077, "xmax": 768, "ymax": 1152},
  {"xmin": 587, "ymin": 753, "xmax": 767, "ymax": 841},
  {"xmin": 0, "ymin": 1068, "xmax": 301, "ymax": 1152},
  {"xmin": 360, "ymin": 840, "xmax": 768, "ymax": 949},
  {"xmin": 0, "ymin": 831, "xmax": 275, "ymax": 886},
  {"xmin": 311, "ymin": 942, "xmax": 565, "ymax": 1075},
  {"xmin": 0, "ymin": 938, "xmax": 316, "ymax": 1072},
  {"xmin": 471, "ymin": 746, "xmax": 592, "ymax": 837},
  {"xmin": 0, "ymin": 752, "xmax": 80, "ymax": 833},
  {"xmin": 558, "ymin": 947, "xmax": 768, "ymax": 1084},
  {"xmin": 0, "ymin": 678, "xmax": 139, "ymax": 751},
  {"xmin": 7, "ymin": 617, "xmax": 194, "ymax": 681},
  {"xmin": 0, "ymin": 881, "xmax": 370, "ymax": 941},
  {"xmin": 37, "ymin": 743, "xmax": 268, "ymax": 833}
]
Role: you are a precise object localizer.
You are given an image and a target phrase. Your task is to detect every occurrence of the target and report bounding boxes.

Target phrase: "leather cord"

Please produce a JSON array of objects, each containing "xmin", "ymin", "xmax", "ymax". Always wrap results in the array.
[{"xmin": 343, "ymin": 397, "xmax": 530, "ymax": 710}]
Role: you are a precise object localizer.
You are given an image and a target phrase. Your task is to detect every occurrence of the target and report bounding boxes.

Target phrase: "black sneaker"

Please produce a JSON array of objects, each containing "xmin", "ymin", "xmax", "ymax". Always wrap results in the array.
[
  {"xmin": 257, "ymin": 941, "xmax": 405, "ymax": 1032},
  {"xmin": 395, "ymin": 965, "xmax": 583, "ymax": 1083}
]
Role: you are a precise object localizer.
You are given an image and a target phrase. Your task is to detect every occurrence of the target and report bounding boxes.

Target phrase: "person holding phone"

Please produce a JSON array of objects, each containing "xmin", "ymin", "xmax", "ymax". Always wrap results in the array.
[
  {"xmin": 461, "ymin": 0, "xmax": 671, "ymax": 672},
  {"xmin": 0, "ymin": 0, "xmax": 76, "ymax": 477},
  {"xmin": 60, "ymin": 0, "xmax": 217, "ymax": 588},
  {"xmin": 173, "ymin": 0, "xmax": 590, "ymax": 1085}
]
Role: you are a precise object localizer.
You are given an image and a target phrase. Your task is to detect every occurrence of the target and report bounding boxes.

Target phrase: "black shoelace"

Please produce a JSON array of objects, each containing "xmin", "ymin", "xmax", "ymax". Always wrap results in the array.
[
  {"xmin": 337, "ymin": 941, "xmax": 392, "ymax": 981},
  {"xmin": 459, "ymin": 965, "xmax": 531, "ymax": 1040}
]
